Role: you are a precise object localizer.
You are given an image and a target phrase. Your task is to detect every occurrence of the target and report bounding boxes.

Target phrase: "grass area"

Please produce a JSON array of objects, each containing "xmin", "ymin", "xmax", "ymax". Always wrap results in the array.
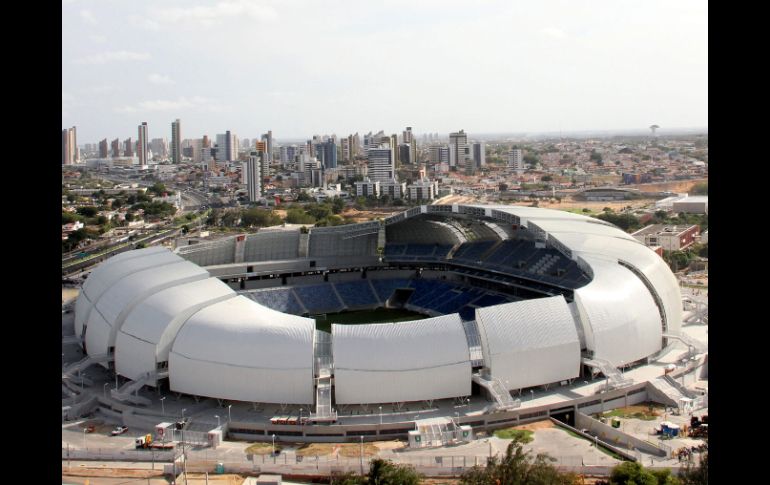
[
  {"xmin": 600, "ymin": 403, "xmax": 663, "ymax": 421},
  {"xmin": 314, "ymin": 308, "xmax": 426, "ymax": 332},
  {"xmin": 295, "ymin": 443, "xmax": 336, "ymax": 456},
  {"xmin": 245, "ymin": 443, "xmax": 280, "ymax": 455},
  {"xmin": 493, "ymin": 428, "xmax": 534, "ymax": 443}
]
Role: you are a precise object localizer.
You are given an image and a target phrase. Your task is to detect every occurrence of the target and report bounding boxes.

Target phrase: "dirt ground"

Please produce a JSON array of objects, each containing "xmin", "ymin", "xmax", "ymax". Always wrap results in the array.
[
  {"xmin": 511, "ymin": 420, "xmax": 556, "ymax": 432},
  {"xmin": 62, "ymin": 467, "xmax": 165, "ymax": 480},
  {"xmin": 538, "ymin": 198, "xmax": 657, "ymax": 212},
  {"xmin": 373, "ymin": 440, "xmax": 407, "ymax": 451},
  {"xmin": 340, "ymin": 208, "xmax": 400, "ymax": 222},
  {"xmin": 63, "ymin": 287, "xmax": 80, "ymax": 303},
  {"xmin": 336, "ymin": 443, "xmax": 380, "ymax": 458}
]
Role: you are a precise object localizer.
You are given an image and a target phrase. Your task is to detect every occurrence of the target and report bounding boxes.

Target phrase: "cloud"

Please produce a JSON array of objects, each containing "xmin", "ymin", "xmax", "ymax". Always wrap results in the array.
[
  {"xmin": 80, "ymin": 9, "xmax": 97, "ymax": 25},
  {"xmin": 89, "ymin": 34, "xmax": 107, "ymax": 44},
  {"xmin": 115, "ymin": 96, "xmax": 216, "ymax": 113},
  {"xmin": 130, "ymin": 16, "xmax": 160, "ymax": 31},
  {"xmin": 151, "ymin": 0, "xmax": 278, "ymax": 28},
  {"xmin": 74, "ymin": 51, "xmax": 151, "ymax": 65},
  {"xmin": 541, "ymin": 27, "xmax": 567, "ymax": 39},
  {"xmin": 148, "ymin": 73, "xmax": 175, "ymax": 85}
]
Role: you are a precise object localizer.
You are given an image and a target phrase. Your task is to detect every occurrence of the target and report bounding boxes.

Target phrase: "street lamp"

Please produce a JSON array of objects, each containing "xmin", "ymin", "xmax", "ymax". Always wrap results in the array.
[
  {"xmin": 272, "ymin": 434, "xmax": 276, "ymax": 458},
  {"xmin": 379, "ymin": 406, "xmax": 382, "ymax": 425},
  {"xmin": 359, "ymin": 436, "xmax": 364, "ymax": 475},
  {"xmin": 181, "ymin": 408, "xmax": 187, "ymax": 422},
  {"xmin": 103, "ymin": 382, "xmax": 109, "ymax": 399},
  {"xmin": 160, "ymin": 396, "xmax": 166, "ymax": 416},
  {"xmin": 82, "ymin": 428, "xmax": 87, "ymax": 450},
  {"xmin": 215, "ymin": 415, "xmax": 220, "ymax": 428},
  {"xmin": 530, "ymin": 390, "xmax": 535, "ymax": 401},
  {"xmin": 80, "ymin": 372, "xmax": 87, "ymax": 391},
  {"xmin": 228, "ymin": 404, "xmax": 232, "ymax": 423}
]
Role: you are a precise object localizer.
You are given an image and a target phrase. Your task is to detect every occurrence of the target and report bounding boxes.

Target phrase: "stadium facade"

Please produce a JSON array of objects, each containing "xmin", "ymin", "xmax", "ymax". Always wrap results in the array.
[{"xmin": 74, "ymin": 205, "xmax": 681, "ymax": 412}]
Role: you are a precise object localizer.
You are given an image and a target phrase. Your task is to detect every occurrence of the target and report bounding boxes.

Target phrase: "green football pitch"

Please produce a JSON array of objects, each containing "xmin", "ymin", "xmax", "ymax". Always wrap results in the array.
[{"xmin": 314, "ymin": 308, "xmax": 426, "ymax": 333}]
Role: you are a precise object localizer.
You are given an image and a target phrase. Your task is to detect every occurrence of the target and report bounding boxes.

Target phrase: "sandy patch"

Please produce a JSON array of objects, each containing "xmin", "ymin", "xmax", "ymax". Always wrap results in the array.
[{"xmin": 512, "ymin": 420, "xmax": 555, "ymax": 431}]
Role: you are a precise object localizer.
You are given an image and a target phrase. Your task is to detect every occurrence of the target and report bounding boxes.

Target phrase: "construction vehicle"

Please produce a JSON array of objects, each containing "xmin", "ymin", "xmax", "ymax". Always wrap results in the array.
[{"xmin": 135, "ymin": 433, "xmax": 175, "ymax": 450}]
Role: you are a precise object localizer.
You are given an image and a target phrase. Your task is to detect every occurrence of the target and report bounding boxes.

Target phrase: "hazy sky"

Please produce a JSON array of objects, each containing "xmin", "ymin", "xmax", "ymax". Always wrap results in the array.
[{"xmin": 63, "ymin": 0, "xmax": 708, "ymax": 143}]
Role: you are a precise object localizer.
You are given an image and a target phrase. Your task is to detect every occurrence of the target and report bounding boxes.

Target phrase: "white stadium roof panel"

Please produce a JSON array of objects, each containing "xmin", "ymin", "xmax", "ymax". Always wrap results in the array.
[
  {"xmin": 573, "ymin": 256, "xmax": 663, "ymax": 365},
  {"xmin": 332, "ymin": 314, "xmax": 472, "ymax": 404},
  {"xmin": 85, "ymin": 261, "xmax": 209, "ymax": 358},
  {"xmin": 475, "ymin": 296, "xmax": 581, "ymax": 390},
  {"xmin": 75, "ymin": 248, "xmax": 181, "ymax": 336},
  {"xmin": 114, "ymin": 277, "xmax": 237, "ymax": 380},
  {"xmin": 169, "ymin": 295, "xmax": 315, "ymax": 404}
]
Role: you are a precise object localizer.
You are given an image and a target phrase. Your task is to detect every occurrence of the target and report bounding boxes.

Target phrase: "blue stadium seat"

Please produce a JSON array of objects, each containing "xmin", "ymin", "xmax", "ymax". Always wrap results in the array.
[
  {"xmin": 293, "ymin": 285, "xmax": 344, "ymax": 314},
  {"xmin": 334, "ymin": 281, "xmax": 379, "ymax": 308}
]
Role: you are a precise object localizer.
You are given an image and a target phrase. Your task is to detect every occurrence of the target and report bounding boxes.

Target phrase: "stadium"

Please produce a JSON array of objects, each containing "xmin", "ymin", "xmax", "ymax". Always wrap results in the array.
[{"xmin": 71, "ymin": 204, "xmax": 687, "ymax": 435}]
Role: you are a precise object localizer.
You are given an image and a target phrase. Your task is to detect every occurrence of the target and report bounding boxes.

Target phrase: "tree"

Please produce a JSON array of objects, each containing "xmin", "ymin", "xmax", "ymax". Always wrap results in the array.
[
  {"xmin": 366, "ymin": 458, "xmax": 422, "ymax": 485},
  {"xmin": 460, "ymin": 438, "xmax": 576, "ymax": 485},
  {"xmin": 285, "ymin": 208, "xmax": 315, "ymax": 225},
  {"xmin": 241, "ymin": 208, "xmax": 282, "ymax": 228},
  {"xmin": 607, "ymin": 461, "xmax": 681, "ymax": 485},
  {"xmin": 331, "ymin": 196, "xmax": 345, "ymax": 214},
  {"xmin": 679, "ymin": 448, "xmax": 707, "ymax": 485},
  {"xmin": 77, "ymin": 206, "xmax": 98, "ymax": 217},
  {"xmin": 690, "ymin": 182, "xmax": 708, "ymax": 195},
  {"xmin": 330, "ymin": 471, "xmax": 364, "ymax": 485},
  {"xmin": 542, "ymin": 175, "xmax": 553, "ymax": 182}
]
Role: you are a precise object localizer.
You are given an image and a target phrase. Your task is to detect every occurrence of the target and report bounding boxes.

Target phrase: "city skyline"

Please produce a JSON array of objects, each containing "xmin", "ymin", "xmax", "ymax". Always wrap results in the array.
[{"xmin": 63, "ymin": 0, "xmax": 707, "ymax": 142}]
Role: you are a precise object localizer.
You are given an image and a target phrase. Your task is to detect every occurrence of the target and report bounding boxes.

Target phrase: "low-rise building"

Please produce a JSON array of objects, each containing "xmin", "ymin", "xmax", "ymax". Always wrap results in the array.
[
  {"xmin": 354, "ymin": 178, "xmax": 380, "ymax": 197},
  {"xmin": 631, "ymin": 224, "xmax": 700, "ymax": 251},
  {"xmin": 672, "ymin": 195, "xmax": 708, "ymax": 214}
]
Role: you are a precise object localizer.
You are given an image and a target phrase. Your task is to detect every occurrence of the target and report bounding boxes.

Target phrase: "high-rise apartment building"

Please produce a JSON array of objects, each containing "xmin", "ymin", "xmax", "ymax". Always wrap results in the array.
[
  {"xmin": 61, "ymin": 126, "xmax": 78, "ymax": 165},
  {"xmin": 316, "ymin": 140, "xmax": 338, "ymax": 169},
  {"xmin": 111, "ymin": 138, "xmax": 121, "ymax": 158},
  {"xmin": 171, "ymin": 119, "xmax": 182, "ymax": 163},
  {"xmin": 255, "ymin": 141, "xmax": 269, "ymax": 179},
  {"xmin": 402, "ymin": 127, "xmax": 416, "ymax": 164},
  {"xmin": 98, "ymin": 139, "xmax": 109, "ymax": 158},
  {"xmin": 261, "ymin": 131, "xmax": 273, "ymax": 162},
  {"xmin": 472, "ymin": 142, "xmax": 486, "ymax": 168},
  {"xmin": 247, "ymin": 151, "xmax": 262, "ymax": 202},
  {"xmin": 215, "ymin": 131, "xmax": 236, "ymax": 162},
  {"xmin": 123, "ymin": 138, "xmax": 134, "ymax": 157},
  {"xmin": 429, "ymin": 145, "xmax": 450, "ymax": 164},
  {"xmin": 367, "ymin": 144, "xmax": 395, "ymax": 182},
  {"xmin": 137, "ymin": 122, "xmax": 149, "ymax": 164},
  {"xmin": 508, "ymin": 148, "xmax": 524, "ymax": 174},
  {"xmin": 150, "ymin": 138, "xmax": 168, "ymax": 160},
  {"xmin": 449, "ymin": 130, "xmax": 468, "ymax": 169}
]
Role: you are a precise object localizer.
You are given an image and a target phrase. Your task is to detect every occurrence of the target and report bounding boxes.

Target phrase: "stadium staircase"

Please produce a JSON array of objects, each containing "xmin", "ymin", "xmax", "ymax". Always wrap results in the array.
[
  {"xmin": 661, "ymin": 333, "xmax": 707, "ymax": 354},
  {"xmin": 311, "ymin": 376, "xmax": 337, "ymax": 422},
  {"xmin": 529, "ymin": 253, "xmax": 559, "ymax": 275},
  {"xmin": 63, "ymin": 353, "xmax": 113, "ymax": 380},
  {"xmin": 682, "ymin": 299, "xmax": 708, "ymax": 325},
  {"xmin": 311, "ymin": 331, "xmax": 337, "ymax": 422},
  {"xmin": 472, "ymin": 373, "xmax": 521, "ymax": 411},
  {"xmin": 110, "ymin": 371, "xmax": 166, "ymax": 406},
  {"xmin": 649, "ymin": 376, "xmax": 691, "ymax": 407},
  {"xmin": 581, "ymin": 357, "xmax": 634, "ymax": 391}
]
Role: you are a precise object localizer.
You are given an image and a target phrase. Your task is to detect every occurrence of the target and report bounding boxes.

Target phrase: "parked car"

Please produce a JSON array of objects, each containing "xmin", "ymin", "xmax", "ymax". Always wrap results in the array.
[{"xmin": 111, "ymin": 425, "xmax": 128, "ymax": 436}]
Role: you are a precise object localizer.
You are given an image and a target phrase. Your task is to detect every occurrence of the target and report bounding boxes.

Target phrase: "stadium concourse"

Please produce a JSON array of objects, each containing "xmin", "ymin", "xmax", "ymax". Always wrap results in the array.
[{"xmin": 69, "ymin": 204, "xmax": 700, "ymax": 436}]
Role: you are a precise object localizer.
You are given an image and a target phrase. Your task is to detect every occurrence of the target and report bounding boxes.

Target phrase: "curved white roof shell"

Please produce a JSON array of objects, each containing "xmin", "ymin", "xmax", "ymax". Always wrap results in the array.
[
  {"xmin": 573, "ymin": 256, "xmax": 663, "ymax": 365},
  {"xmin": 169, "ymin": 295, "xmax": 315, "ymax": 404},
  {"xmin": 75, "ymin": 247, "xmax": 178, "ymax": 338},
  {"xmin": 84, "ymin": 260, "xmax": 209, "ymax": 357},
  {"xmin": 332, "ymin": 314, "xmax": 471, "ymax": 405},
  {"xmin": 114, "ymin": 277, "xmax": 237, "ymax": 381},
  {"xmin": 475, "ymin": 296, "xmax": 581, "ymax": 390}
]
